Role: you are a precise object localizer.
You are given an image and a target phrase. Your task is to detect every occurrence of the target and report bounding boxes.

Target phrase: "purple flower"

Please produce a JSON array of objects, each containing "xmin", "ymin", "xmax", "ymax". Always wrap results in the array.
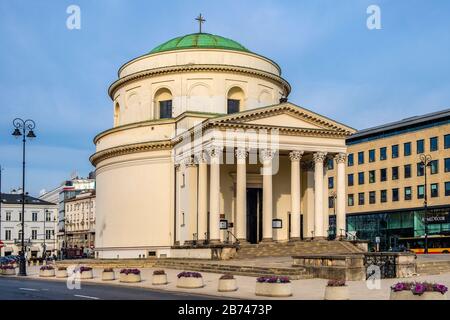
[
  {"xmin": 412, "ymin": 283, "xmax": 427, "ymax": 295},
  {"xmin": 391, "ymin": 282, "xmax": 410, "ymax": 292},
  {"xmin": 120, "ymin": 268, "xmax": 141, "ymax": 275},
  {"xmin": 256, "ymin": 276, "xmax": 291, "ymax": 283},
  {"xmin": 79, "ymin": 266, "xmax": 92, "ymax": 272},
  {"xmin": 40, "ymin": 265, "xmax": 54, "ymax": 271},
  {"xmin": 177, "ymin": 271, "xmax": 202, "ymax": 278},
  {"xmin": 433, "ymin": 284, "xmax": 448, "ymax": 295}
]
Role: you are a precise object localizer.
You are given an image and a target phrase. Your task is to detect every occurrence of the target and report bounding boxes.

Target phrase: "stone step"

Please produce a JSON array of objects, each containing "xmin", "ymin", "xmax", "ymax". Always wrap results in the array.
[{"xmin": 416, "ymin": 261, "xmax": 450, "ymax": 275}]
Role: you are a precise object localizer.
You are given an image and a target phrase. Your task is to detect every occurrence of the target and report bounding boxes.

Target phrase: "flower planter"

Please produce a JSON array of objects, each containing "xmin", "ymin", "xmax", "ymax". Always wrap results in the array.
[
  {"xmin": 56, "ymin": 269, "xmax": 68, "ymax": 278},
  {"xmin": 177, "ymin": 277, "xmax": 204, "ymax": 289},
  {"xmin": 390, "ymin": 291, "xmax": 448, "ymax": 300},
  {"xmin": 255, "ymin": 282, "xmax": 292, "ymax": 297},
  {"xmin": 102, "ymin": 271, "xmax": 115, "ymax": 281},
  {"xmin": 80, "ymin": 270, "xmax": 93, "ymax": 279},
  {"xmin": 39, "ymin": 269, "xmax": 56, "ymax": 278},
  {"xmin": 120, "ymin": 273, "xmax": 141, "ymax": 283},
  {"xmin": 152, "ymin": 274, "xmax": 168, "ymax": 285},
  {"xmin": 218, "ymin": 279, "xmax": 238, "ymax": 292},
  {"xmin": 324, "ymin": 286, "xmax": 349, "ymax": 300},
  {"xmin": 1, "ymin": 268, "xmax": 16, "ymax": 276}
]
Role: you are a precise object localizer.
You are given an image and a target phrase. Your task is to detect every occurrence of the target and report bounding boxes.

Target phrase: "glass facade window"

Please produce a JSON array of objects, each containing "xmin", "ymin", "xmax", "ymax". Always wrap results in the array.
[
  {"xmin": 417, "ymin": 185, "xmax": 425, "ymax": 199},
  {"xmin": 392, "ymin": 166, "xmax": 399, "ymax": 180},
  {"xmin": 159, "ymin": 100, "xmax": 172, "ymax": 119},
  {"xmin": 380, "ymin": 147, "xmax": 387, "ymax": 160},
  {"xmin": 328, "ymin": 177, "xmax": 334, "ymax": 189},
  {"xmin": 358, "ymin": 151, "xmax": 364, "ymax": 164},
  {"xmin": 417, "ymin": 139, "xmax": 424, "ymax": 154},
  {"xmin": 431, "ymin": 183, "xmax": 439, "ymax": 197},
  {"xmin": 404, "ymin": 164, "xmax": 411, "ymax": 178},
  {"xmin": 369, "ymin": 170, "xmax": 375, "ymax": 183},
  {"xmin": 227, "ymin": 99, "xmax": 240, "ymax": 114},
  {"xmin": 404, "ymin": 187, "xmax": 412, "ymax": 200},
  {"xmin": 348, "ymin": 174, "xmax": 354, "ymax": 186},
  {"xmin": 348, "ymin": 194, "xmax": 354, "ymax": 206},
  {"xmin": 327, "ymin": 158, "xmax": 334, "ymax": 170},
  {"xmin": 417, "ymin": 163, "xmax": 424, "ymax": 176},
  {"xmin": 446, "ymin": 182, "xmax": 450, "ymax": 196},
  {"xmin": 369, "ymin": 149, "xmax": 375, "ymax": 162},
  {"xmin": 380, "ymin": 190, "xmax": 387, "ymax": 203},
  {"xmin": 369, "ymin": 191, "xmax": 376, "ymax": 204},
  {"xmin": 358, "ymin": 172, "xmax": 365, "ymax": 185},
  {"xmin": 380, "ymin": 168, "xmax": 387, "ymax": 182},
  {"xmin": 328, "ymin": 196, "xmax": 334, "ymax": 209},
  {"xmin": 446, "ymin": 158, "xmax": 450, "ymax": 173},
  {"xmin": 392, "ymin": 145, "xmax": 399, "ymax": 158},
  {"xmin": 430, "ymin": 160, "xmax": 438, "ymax": 174},
  {"xmin": 348, "ymin": 153, "xmax": 354, "ymax": 167},
  {"xmin": 358, "ymin": 192, "xmax": 365, "ymax": 205},
  {"xmin": 430, "ymin": 137, "xmax": 438, "ymax": 152},
  {"xmin": 445, "ymin": 134, "xmax": 450, "ymax": 149},
  {"xmin": 392, "ymin": 188, "xmax": 399, "ymax": 202},
  {"xmin": 404, "ymin": 142, "xmax": 411, "ymax": 156}
]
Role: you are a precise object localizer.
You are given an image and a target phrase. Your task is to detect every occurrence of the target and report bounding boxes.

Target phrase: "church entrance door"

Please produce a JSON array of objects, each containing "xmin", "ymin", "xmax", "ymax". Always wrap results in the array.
[{"xmin": 246, "ymin": 188, "xmax": 263, "ymax": 244}]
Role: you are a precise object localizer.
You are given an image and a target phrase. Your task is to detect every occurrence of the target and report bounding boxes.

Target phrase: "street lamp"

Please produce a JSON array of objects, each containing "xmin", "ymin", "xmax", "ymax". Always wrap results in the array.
[
  {"xmin": 12, "ymin": 118, "xmax": 36, "ymax": 276},
  {"xmin": 419, "ymin": 153, "xmax": 432, "ymax": 254}
]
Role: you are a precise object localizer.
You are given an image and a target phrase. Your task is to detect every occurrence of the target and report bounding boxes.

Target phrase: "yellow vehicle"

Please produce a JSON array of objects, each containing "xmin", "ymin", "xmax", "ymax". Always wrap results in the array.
[{"xmin": 398, "ymin": 235, "xmax": 450, "ymax": 254}]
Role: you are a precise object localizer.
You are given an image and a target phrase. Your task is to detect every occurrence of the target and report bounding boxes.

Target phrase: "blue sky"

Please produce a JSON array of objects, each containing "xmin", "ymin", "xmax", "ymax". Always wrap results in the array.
[{"xmin": 0, "ymin": 0, "xmax": 449, "ymax": 196}]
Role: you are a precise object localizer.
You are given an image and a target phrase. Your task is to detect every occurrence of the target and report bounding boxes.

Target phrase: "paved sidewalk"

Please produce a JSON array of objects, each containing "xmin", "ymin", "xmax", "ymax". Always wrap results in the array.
[{"xmin": 12, "ymin": 265, "xmax": 450, "ymax": 300}]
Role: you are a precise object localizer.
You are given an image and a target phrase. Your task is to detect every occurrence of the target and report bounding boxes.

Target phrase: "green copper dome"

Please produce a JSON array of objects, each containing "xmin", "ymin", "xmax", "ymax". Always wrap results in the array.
[{"xmin": 150, "ymin": 33, "xmax": 251, "ymax": 54}]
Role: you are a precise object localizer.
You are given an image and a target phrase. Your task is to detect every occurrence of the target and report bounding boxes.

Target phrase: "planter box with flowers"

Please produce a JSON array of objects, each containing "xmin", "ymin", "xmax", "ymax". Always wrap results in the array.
[
  {"xmin": 177, "ymin": 272, "xmax": 204, "ymax": 288},
  {"xmin": 56, "ymin": 266, "xmax": 68, "ymax": 278},
  {"xmin": 152, "ymin": 270, "xmax": 168, "ymax": 285},
  {"xmin": 39, "ymin": 265, "xmax": 56, "ymax": 277},
  {"xmin": 324, "ymin": 279, "xmax": 349, "ymax": 300},
  {"xmin": 218, "ymin": 274, "xmax": 238, "ymax": 292},
  {"xmin": 390, "ymin": 282, "xmax": 448, "ymax": 300},
  {"xmin": 102, "ymin": 268, "xmax": 115, "ymax": 281},
  {"xmin": 1, "ymin": 265, "xmax": 16, "ymax": 276},
  {"xmin": 255, "ymin": 276, "xmax": 292, "ymax": 297},
  {"xmin": 79, "ymin": 266, "xmax": 93, "ymax": 279},
  {"xmin": 120, "ymin": 269, "xmax": 141, "ymax": 283}
]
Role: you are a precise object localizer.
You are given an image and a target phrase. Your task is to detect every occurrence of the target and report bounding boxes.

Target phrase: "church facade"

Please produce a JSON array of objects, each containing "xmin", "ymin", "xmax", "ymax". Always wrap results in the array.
[{"xmin": 91, "ymin": 32, "xmax": 355, "ymax": 259}]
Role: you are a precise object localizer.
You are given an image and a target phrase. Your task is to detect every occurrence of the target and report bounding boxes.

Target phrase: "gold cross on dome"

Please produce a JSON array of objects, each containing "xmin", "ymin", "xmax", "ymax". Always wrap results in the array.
[{"xmin": 195, "ymin": 13, "xmax": 206, "ymax": 33}]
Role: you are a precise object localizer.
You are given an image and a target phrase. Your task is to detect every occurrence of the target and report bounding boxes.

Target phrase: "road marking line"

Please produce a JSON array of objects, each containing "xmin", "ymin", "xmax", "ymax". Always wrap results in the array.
[
  {"xmin": 19, "ymin": 288, "xmax": 38, "ymax": 291},
  {"xmin": 74, "ymin": 294, "xmax": 100, "ymax": 300}
]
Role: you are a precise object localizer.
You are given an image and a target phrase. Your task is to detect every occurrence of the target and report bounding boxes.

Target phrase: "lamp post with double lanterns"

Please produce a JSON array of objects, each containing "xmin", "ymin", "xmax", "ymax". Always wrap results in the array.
[
  {"xmin": 419, "ymin": 154, "xmax": 432, "ymax": 254},
  {"xmin": 12, "ymin": 118, "xmax": 36, "ymax": 276}
]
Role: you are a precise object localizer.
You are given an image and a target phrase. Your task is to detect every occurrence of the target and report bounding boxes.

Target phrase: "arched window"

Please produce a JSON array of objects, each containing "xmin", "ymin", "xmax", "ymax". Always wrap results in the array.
[
  {"xmin": 154, "ymin": 88, "xmax": 173, "ymax": 119},
  {"xmin": 227, "ymin": 87, "xmax": 245, "ymax": 114},
  {"xmin": 114, "ymin": 102, "xmax": 120, "ymax": 126}
]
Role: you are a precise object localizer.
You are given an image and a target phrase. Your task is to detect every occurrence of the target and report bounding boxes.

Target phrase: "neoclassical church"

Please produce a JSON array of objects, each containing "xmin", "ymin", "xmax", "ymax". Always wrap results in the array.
[{"xmin": 91, "ymin": 24, "xmax": 355, "ymax": 259}]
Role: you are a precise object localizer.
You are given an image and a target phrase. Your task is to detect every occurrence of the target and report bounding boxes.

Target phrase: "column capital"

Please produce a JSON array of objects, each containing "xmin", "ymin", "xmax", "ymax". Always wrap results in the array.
[
  {"xmin": 207, "ymin": 146, "xmax": 223, "ymax": 159},
  {"xmin": 313, "ymin": 152, "xmax": 327, "ymax": 163},
  {"xmin": 289, "ymin": 150, "xmax": 304, "ymax": 162},
  {"xmin": 334, "ymin": 152, "xmax": 347, "ymax": 164},
  {"xmin": 235, "ymin": 147, "xmax": 249, "ymax": 160},
  {"xmin": 195, "ymin": 151, "xmax": 207, "ymax": 163},
  {"xmin": 260, "ymin": 148, "xmax": 276, "ymax": 162}
]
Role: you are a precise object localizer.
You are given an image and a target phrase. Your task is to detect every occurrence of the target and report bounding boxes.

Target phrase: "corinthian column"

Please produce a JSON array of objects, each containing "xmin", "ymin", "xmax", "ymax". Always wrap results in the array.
[
  {"xmin": 289, "ymin": 150, "xmax": 303, "ymax": 241},
  {"xmin": 335, "ymin": 153, "xmax": 347, "ymax": 239},
  {"xmin": 313, "ymin": 152, "xmax": 327, "ymax": 240},
  {"xmin": 208, "ymin": 146, "xmax": 222, "ymax": 244},
  {"xmin": 196, "ymin": 151, "xmax": 207, "ymax": 241},
  {"xmin": 235, "ymin": 147, "xmax": 248, "ymax": 242},
  {"xmin": 261, "ymin": 149, "xmax": 275, "ymax": 242}
]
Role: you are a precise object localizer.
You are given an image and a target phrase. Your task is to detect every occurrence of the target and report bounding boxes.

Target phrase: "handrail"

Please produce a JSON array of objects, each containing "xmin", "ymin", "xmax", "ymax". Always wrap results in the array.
[{"xmin": 225, "ymin": 230, "xmax": 240, "ymax": 245}]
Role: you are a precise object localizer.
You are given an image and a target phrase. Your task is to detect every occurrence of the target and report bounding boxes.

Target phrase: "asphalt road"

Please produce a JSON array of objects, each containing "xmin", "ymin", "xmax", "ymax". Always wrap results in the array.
[{"xmin": 0, "ymin": 277, "xmax": 217, "ymax": 300}]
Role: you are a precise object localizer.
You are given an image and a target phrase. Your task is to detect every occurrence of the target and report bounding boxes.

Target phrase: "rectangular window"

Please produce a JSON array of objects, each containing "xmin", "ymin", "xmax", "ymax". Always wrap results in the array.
[
  {"xmin": 328, "ymin": 196, "xmax": 334, "ymax": 209},
  {"xmin": 227, "ymin": 99, "xmax": 240, "ymax": 114},
  {"xmin": 404, "ymin": 142, "xmax": 411, "ymax": 156},
  {"xmin": 380, "ymin": 147, "xmax": 387, "ymax": 160},
  {"xmin": 328, "ymin": 177, "xmax": 334, "ymax": 189},
  {"xmin": 416, "ymin": 139, "xmax": 424, "ymax": 154},
  {"xmin": 347, "ymin": 154, "xmax": 354, "ymax": 167},
  {"xmin": 445, "ymin": 182, "xmax": 450, "ymax": 196},
  {"xmin": 392, "ymin": 166, "xmax": 399, "ymax": 180},
  {"xmin": 46, "ymin": 211, "xmax": 51, "ymax": 222},
  {"xmin": 6, "ymin": 212, "xmax": 11, "ymax": 221},
  {"xmin": 369, "ymin": 149, "xmax": 375, "ymax": 162},
  {"xmin": 358, "ymin": 192, "xmax": 365, "ymax": 205},
  {"xmin": 404, "ymin": 164, "xmax": 411, "ymax": 178},
  {"xmin": 46, "ymin": 230, "xmax": 52, "ymax": 240},
  {"xmin": 369, "ymin": 170, "xmax": 375, "ymax": 183},
  {"xmin": 369, "ymin": 191, "xmax": 376, "ymax": 204},
  {"xmin": 430, "ymin": 137, "xmax": 438, "ymax": 152},
  {"xmin": 404, "ymin": 187, "xmax": 412, "ymax": 200},
  {"xmin": 32, "ymin": 212, "xmax": 38, "ymax": 222},
  {"xmin": 18, "ymin": 212, "xmax": 22, "ymax": 221},
  {"xmin": 358, "ymin": 172, "xmax": 364, "ymax": 185},
  {"xmin": 159, "ymin": 100, "xmax": 172, "ymax": 119},
  {"xmin": 348, "ymin": 194, "xmax": 354, "ymax": 206},
  {"xmin": 358, "ymin": 151, "xmax": 364, "ymax": 165},
  {"xmin": 380, "ymin": 190, "xmax": 387, "ymax": 203},
  {"xmin": 391, "ymin": 145, "xmax": 399, "ymax": 158},
  {"xmin": 446, "ymin": 158, "xmax": 450, "ymax": 173},
  {"xmin": 327, "ymin": 158, "xmax": 334, "ymax": 170},
  {"xmin": 417, "ymin": 163, "xmax": 424, "ymax": 176},
  {"xmin": 431, "ymin": 183, "xmax": 439, "ymax": 197},
  {"xmin": 392, "ymin": 188, "xmax": 399, "ymax": 202},
  {"xmin": 445, "ymin": 134, "xmax": 450, "ymax": 149},
  {"xmin": 348, "ymin": 174, "xmax": 354, "ymax": 186},
  {"xmin": 32, "ymin": 229, "xmax": 37, "ymax": 240},
  {"xmin": 380, "ymin": 168, "xmax": 387, "ymax": 182},
  {"xmin": 5, "ymin": 230, "xmax": 11, "ymax": 241},
  {"xmin": 430, "ymin": 160, "xmax": 438, "ymax": 174},
  {"xmin": 417, "ymin": 185, "xmax": 425, "ymax": 199}
]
